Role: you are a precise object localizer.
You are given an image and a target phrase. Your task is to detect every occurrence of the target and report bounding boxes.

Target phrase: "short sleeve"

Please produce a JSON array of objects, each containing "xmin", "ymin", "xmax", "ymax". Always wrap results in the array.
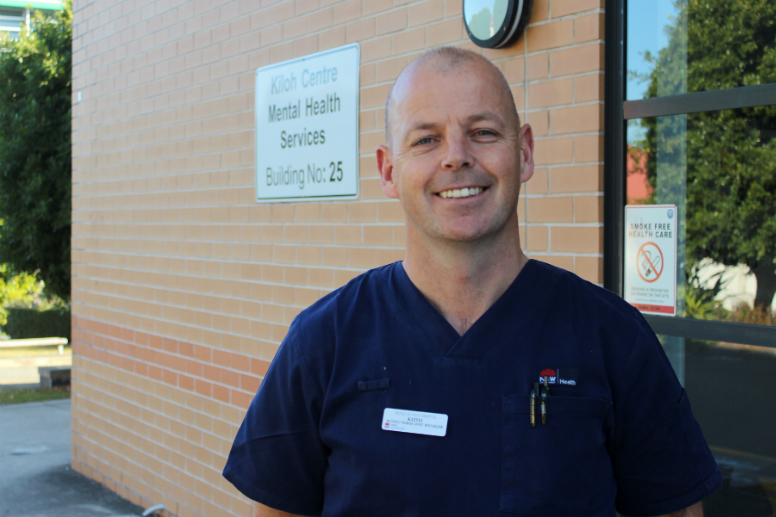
[
  {"xmin": 612, "ymin": 324, "xmax": 722, "ymax": 516},
  {"xmin": 222, "ymin": 326, "xmax": 328, "ymax": 516}
]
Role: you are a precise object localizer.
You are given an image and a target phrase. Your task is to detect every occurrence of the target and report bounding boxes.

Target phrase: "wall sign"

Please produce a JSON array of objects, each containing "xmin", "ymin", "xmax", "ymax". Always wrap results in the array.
[
  {"xmin": 624, "ymin": 205, "xmax": 678, "ymax": 316},
  {"xmin": 463, "ymin": 0, "xmax": 533, "ymax": 49},
  {"xmin": 255, "ymin": 44, "xmax": 360, "ymax": 203}
]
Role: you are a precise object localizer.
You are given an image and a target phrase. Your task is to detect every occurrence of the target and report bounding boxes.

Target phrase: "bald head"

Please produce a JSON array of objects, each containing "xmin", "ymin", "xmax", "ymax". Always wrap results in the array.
[{"xmin": 384, "ymin": 47, "xmax": 520, "ymax": 147}]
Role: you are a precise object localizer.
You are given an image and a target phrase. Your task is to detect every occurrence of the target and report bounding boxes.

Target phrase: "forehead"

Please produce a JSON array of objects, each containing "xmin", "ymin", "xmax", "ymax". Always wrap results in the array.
[{"xmin": 390, "ymin": 60, "xmax": 512, "ymax": 131}]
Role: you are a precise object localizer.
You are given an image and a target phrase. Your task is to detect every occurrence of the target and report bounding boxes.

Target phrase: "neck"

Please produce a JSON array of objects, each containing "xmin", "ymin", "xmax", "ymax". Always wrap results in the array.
[{"xmin": 402, "ymin": 222, "xmax": 529, "ymax": 336}]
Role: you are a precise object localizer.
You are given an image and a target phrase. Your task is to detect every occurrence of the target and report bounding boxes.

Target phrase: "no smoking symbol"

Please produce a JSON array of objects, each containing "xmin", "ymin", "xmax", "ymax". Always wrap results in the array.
[{"xmin": 637, "ymin": 242, "xmax": 664, "ymax": 283}]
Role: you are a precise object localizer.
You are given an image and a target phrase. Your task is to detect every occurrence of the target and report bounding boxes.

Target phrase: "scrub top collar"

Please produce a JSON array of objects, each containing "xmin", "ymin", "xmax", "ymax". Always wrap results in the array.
[{"xmin": 382, "ymin": 259, "xmax": 541, "ymax": 359}]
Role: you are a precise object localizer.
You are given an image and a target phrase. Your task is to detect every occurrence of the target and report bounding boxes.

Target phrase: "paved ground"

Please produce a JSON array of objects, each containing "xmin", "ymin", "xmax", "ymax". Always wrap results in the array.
[{"xmin": 0, "ymin": 399, "xmax": 148, "ymax": 517}]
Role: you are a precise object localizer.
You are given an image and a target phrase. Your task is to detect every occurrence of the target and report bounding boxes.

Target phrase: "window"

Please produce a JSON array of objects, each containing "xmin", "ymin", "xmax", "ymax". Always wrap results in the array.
[
  {"xmin": 606, "ymin": 0, "xmax": 776, "ymax": 514},
  {"xmin": 0, "ymin": 8, "xmax": 25, "ymax": 40}
]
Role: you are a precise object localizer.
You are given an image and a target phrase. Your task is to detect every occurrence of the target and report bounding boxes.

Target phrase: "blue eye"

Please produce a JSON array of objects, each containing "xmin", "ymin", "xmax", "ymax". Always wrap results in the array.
[
  {"xmin": 475, "ymin": 129, "xmax": 496, "ymax": 137},
  {"xmin": 414, "ymin": 137, "xmax": 434, "ymax": 146}
]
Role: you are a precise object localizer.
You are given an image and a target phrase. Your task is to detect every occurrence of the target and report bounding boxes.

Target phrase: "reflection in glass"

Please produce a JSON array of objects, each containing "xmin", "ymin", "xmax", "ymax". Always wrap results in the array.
[
  {"xmin": 663, "ymin": 336, "xmax": 776, "ymax": 517},
  {"xmin": 464, "ymin": 0, "xmax": 508, "ymax": 40},
  {"xmin": 627, "ymin": 108, "xmax": 776, "ymax": 325},
  {"xmin": 626, "ymin": 0, "xmax": 776, "ymax": 100}
]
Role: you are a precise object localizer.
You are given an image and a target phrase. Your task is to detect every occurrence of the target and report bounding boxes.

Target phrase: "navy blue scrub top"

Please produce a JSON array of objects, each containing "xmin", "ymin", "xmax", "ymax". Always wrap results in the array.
[{"xmin": 223, "ymin": 260, "xmax": 721, "ymax": 517}]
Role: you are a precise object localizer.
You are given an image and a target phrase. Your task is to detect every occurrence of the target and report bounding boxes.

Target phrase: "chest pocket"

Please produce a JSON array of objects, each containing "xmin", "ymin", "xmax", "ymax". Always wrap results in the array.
[{"xmin": 501, "ymin": 394, "xmax": 612, "ymax": 515}]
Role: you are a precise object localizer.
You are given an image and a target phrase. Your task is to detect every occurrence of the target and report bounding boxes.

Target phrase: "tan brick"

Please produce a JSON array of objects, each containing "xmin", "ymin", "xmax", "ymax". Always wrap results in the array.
[
  {"xmin": 363, "ymin": 225, "xmax": 393, "ymax": 246},
  {"xmin": 526, "ymin": 110, "xmax": 549, "ymax": 137},
  {"xmin": 296, "ymin": 0, "xmax": 320, "ymax": 16},
  {"xmin": 409, "ymin": 0, "xmax": 443, "ymax": 27},
  {"xmin": 294, "ymin": 34, "xmax": 319, "ymax": 57},
  {"xmin": 348, "ymin": 202, "xmax": 377, "ymax": 223},
  {"xmin": 346, "ymin": 18, "xmax": 375, "ymax": 42},
  {"xmin": 550, "ymin": 165, "xmax": 602, "ymax": 193},
  {"xmin": 550, "ymin": 44, "xmax": 603, "ymax": 77},
  {"xmin": 426, "ymin": 18, "xmax": 464, "ymax": 47},
  {"xmin": 552, "ymin": 0, "xmax": 603, "ymax": 18},
  {"xmin": 550, "ymin": 226, "xmax": 602, "ymax": 253},
  {"xmin": 534, "ymin": 137, "xmax": 574, "ymax": 165},
  {"xmin": 283, "ymin": 15, "xmax": 308, "ymax": 40},
  {"xmin": 309, "ymin": 8, "xmax": 334, "ymax": 32},
  {"xmin": 364, "ymin": 34, "xmax": 395, "ymax": 62},
  {"xmin": 526, "ymin": 225, "xmax": 549, "ymax": 251},
  {"xmin": 360, "ymin": 110, "xmax": 376, "ymax": 132},
  {"xmin": 575, "ymin": 256, "xmax": 603, "ymax": 283},
  {"xmin": 320, "ymin": 26, "xmax": 347, "ymax": 50},
  {"xmin": 393, "ymin": 27, "xmax": 425, "ymax": 55},
  {"xmin": 376, "ymin": 8, "xmax": 407, "ymax": 36},
  {"xmin": 360, "ymin": 130, "xmax": 386, "ymax": 154},
  {"xmin": 526, "ymin": 53, "xmax": 549, "ymax": 81},
  {"xmin": 576, "ymin": 13, "xmax": 604, "ymax": 43},
  {"xmin": 526, "ymin": 20, "xmax": 573, "ymax": 52},
  {"xmin": 526, "ymin": 196, "xmax": 574, "ymax": 223},
  {"xmin": 528, "ymin": 78, "xmax": 573, "ymax": 108},
  {"xmin": 334, "ymin": 225, "xmax": 362, "ymax": 245},
  {"xmin": 360, "ymin": 63, "xmax": 376, "ymax": 86},
  {"xmin": 334, "ymin": 0, "xmax": 361, "ymax": 24},
  {"xmin": 363, "ymin": 0, "xmax": 392, "ymax": 16},
  {"xmin": 360, "ymin": 84, "xmax": 392, "ymax": 109},
  {"xmin": 350, "ymin": 247, "xmax": 379, "ymax": 268},
  {"xmin": 531, "ymin": 0, "xmax": 550, "ymax": 22},
  {"xmin": 322, "ymin": 246, "xmax": 349, "ymax": 266},
  {"xmin": 503, "ymin": 56, "xmax": 525, "ymax": 84},
  {"xmin": 510, "ymin": 85, "xmax": 526, "ymax": 110},
  {"xmin": 321, "ymin": 203, "xmax": 348, "ymax": 223},
  {"xmin": 575, "ymin": 73, "xmax": 603, "ymax": 102},
  {"xmin": 444, "ymin": 0, "xmax": 462, "ymax": 17},
  {"xmin": 549, "ymin": 104, "xmax": 602, "ymax": 134},
  {"xmin": 376, "ymin": 56, "xmax": 409, "ymax": 83},
  {"xmin": 574, "ymin": 134, "xmax": 603, "ymax": 163},
  {"xmin": 574, "ymin": 195, "xmax": 603, "ymax": 222}
]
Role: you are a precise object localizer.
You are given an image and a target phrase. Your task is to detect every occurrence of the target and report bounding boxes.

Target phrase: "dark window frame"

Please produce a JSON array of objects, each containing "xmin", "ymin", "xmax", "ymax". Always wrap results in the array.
[{"xmin": 603, "ymin": 0, "xmax": 776, "ymax": 349}]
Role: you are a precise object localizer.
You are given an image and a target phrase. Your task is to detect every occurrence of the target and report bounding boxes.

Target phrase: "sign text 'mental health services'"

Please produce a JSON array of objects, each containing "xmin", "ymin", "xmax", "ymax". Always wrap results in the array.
[
  {"xmin": 624, "ymin": 204, "xmax": 678, "ymax": 316},
  {"xmin": 255, "ymin": 44, "xmax": 360, "ymax": 202}
]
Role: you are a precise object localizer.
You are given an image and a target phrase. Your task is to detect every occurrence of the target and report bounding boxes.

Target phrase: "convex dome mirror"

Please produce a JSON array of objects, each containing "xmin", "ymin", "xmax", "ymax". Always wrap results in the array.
[{"xmin": 463, "ymin": 0, "xmax": 533, "ymax": 49}]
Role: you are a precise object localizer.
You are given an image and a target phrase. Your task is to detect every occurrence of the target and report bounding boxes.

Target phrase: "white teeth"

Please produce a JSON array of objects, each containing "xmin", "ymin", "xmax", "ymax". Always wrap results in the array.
[{"xmin": 439, "ymin": 187, "xmax": 483, "ymax": 199}]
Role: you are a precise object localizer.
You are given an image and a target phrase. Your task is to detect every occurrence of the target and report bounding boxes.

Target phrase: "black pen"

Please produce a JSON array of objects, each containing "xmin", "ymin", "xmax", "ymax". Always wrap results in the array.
[{"xmin": 541, "ymin": 376, "xmax": 550, "ymax": 425}]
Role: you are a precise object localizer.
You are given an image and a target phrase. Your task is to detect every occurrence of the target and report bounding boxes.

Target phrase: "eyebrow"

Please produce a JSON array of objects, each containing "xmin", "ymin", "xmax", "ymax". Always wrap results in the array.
[{"xmin": 406, "ymin": 112, "xmax": 505, "ymax": 133}]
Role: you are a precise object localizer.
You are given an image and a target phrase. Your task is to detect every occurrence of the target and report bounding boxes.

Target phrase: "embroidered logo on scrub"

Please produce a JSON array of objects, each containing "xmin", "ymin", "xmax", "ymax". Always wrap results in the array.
[{"xmin": 539, "ymin": 367, "xmax": 579, "ymax": 386}]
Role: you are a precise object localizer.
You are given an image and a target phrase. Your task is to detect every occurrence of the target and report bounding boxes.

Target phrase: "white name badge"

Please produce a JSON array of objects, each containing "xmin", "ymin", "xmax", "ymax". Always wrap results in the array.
[{"xmin": 381, "ymin": 408, "xmax": 448, "ymax": 437}]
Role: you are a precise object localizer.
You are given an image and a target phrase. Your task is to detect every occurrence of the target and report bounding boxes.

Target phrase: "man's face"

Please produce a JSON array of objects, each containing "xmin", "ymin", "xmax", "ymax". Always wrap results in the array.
[{"xmin": 377, "ymin": 60, "xmax": 533, "ymax": 246}]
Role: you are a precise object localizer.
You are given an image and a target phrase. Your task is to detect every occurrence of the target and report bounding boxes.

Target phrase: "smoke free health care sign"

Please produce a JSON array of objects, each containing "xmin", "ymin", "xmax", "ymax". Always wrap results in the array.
[
  {"xmin": 624, "ymin": 205, "xmax": 678, "ymax": 316},
  {"xmin": 255, "ymin": 44, "xmax": 360, "ymax": 202}
]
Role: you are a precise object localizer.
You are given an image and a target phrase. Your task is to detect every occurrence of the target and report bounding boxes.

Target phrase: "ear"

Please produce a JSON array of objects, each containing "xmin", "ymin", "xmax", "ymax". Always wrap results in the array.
[
  {"xmin": 376, "ymin": 144, "xmax": 400, "ymax": 199},
  {"xmin": 518, "ymin": 123, "xmax": 534, "ymax": 184}
]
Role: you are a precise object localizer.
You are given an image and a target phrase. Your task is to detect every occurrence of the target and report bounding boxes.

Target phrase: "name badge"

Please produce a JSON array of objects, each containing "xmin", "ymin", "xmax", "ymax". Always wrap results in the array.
[{"xmin": 381, "ymin": 408, "xmax": 448, "ymax": 437}]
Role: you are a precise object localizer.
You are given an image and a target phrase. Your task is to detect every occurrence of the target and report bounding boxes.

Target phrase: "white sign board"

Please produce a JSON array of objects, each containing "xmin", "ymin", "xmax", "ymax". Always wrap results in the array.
[
  {"xmin": 255, "ymin": 44, "xmax": 360, "ymax": 202},
  {"xmin": 624, "ymin": 205, "xmax": 678, "ymax": 316}
]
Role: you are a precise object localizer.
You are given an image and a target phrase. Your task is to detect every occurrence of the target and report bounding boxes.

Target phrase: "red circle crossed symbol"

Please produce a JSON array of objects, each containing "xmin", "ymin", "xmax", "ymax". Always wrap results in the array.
[{"xmin": 637, "ymin": 242, "xmax": 664, "ymax": 283}]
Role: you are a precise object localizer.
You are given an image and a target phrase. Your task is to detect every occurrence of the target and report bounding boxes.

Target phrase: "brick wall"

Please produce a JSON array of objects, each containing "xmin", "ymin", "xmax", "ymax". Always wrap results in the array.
[{"xmin": 70, "ymin": 0, "xmax": 604, "ymax": 515}]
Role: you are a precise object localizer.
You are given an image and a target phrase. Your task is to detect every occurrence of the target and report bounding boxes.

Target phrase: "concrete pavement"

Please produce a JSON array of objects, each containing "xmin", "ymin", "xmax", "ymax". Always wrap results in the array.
[{"xmin": 0, "ymin": 399, "xmax": 148, "ymax": 517}]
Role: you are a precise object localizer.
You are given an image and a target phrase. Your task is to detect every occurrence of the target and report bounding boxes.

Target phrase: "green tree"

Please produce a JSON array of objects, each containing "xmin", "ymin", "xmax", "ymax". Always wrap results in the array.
[
  {"xmin": 0, "ymin": 1, "xmax": 72, "ymax": 301},
  {"xmin": 636, "ymin": 0, "xmax": 776, "ymax": 312},
  {"xmin": 0, "ymin": 220, "xmax": 45, "ymax": 329}
]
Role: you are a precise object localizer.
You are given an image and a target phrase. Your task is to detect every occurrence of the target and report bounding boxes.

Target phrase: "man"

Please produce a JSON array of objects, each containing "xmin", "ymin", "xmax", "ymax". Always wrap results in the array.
[{"xmin": 223, "ymin": 47, "xmax": 721, "ymax": 517}]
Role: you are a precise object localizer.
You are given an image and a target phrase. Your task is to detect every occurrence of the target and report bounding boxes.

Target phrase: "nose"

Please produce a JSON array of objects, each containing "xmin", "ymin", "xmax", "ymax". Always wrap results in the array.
[{"xmin": 441, "ymin": 132, "xmax": 473, "ymax": 171}]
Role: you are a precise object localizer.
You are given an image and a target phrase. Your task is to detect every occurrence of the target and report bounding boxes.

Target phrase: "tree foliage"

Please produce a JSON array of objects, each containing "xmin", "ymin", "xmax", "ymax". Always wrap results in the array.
[
  {"xmin": 636, "ymin": 0, "xmax": 776, "ymax": 311},
  {"xmin": 0, "ymin": 1, "xmax": 72, "ymax": 301}
]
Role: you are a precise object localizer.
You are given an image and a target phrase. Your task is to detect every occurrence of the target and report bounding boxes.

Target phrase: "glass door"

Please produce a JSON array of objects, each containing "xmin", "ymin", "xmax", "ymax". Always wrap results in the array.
[{"xmin": 606, "ymin": 0, "xmax": 776, "ymax": 514}]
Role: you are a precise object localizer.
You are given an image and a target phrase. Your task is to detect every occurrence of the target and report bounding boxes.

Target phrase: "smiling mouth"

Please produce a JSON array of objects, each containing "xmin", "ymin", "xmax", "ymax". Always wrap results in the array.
[{"xmin": 437, "ymin": 187, "xmax": 486, "ymax": 199}]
